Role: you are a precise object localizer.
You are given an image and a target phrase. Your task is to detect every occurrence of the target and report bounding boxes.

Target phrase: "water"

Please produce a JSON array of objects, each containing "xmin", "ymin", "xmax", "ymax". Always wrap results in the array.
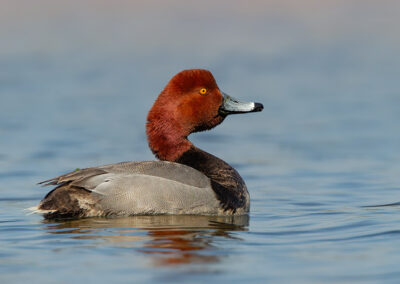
[{"xmin": 1, "ymin": 1, "xmax": 400, "ymax": 283}]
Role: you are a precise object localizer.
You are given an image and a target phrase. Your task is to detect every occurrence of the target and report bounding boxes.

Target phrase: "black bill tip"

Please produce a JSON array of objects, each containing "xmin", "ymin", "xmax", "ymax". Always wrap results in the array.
[{"xmin": 253, "ymin": 102, "xmax": 264, "ymax": 112}]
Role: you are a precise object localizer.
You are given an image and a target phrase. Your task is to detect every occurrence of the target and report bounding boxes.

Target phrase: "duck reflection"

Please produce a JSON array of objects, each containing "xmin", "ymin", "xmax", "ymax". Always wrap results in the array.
[{"xmin": 43, "ymin": 215, "xmax": 249, "ymax": 266}]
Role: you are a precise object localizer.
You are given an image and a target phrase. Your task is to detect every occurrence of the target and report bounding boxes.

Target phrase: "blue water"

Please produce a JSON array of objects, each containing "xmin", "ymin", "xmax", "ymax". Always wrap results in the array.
[{"xmin": 1, "ymin": 1, "xmax": 400, "ymax": 283}]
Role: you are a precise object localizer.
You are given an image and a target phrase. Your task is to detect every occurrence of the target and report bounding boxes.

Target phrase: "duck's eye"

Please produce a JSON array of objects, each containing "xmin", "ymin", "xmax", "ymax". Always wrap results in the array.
[{"xmin": 199, "ymin": 88, "xmax": 207, "ymax": 95}]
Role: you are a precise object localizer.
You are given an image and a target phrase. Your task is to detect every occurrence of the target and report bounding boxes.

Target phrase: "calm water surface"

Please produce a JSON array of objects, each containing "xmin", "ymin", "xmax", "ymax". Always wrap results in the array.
[{"xmin": 1, "ymin": 1, "xmax": 400, "ymax": 283}]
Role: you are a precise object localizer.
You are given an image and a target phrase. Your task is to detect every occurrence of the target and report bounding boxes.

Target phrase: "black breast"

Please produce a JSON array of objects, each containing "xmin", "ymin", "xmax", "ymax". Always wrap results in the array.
[{"xmin": 176, "ymin": 146, "xmax": 248, "ymax": 212}]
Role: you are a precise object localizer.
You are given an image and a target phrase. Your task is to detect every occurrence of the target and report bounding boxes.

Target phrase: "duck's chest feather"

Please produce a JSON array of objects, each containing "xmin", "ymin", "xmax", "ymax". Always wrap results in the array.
[{"xmin": 176, "ymin": 147, "xmax": 249, "ymax": 212}]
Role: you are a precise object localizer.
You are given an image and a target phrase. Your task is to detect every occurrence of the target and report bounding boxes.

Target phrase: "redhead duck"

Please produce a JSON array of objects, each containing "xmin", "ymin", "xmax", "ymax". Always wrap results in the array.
[{"xmin": 37, "ymin": 69, "xmax": 263, "ymax": 218}]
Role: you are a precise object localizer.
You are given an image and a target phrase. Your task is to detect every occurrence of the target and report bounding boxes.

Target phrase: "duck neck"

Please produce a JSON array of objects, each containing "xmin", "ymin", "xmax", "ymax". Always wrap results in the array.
[
  {"xmin": 146, "ymin": 118, "xmax": 192, "ymax": 161},
  {"xmin": 175, "ymin": 146, "xmax": 242, "ymax": 184}
]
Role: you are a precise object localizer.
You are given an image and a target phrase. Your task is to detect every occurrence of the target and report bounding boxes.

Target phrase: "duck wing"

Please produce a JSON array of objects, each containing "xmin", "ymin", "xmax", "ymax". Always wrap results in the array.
[
  {"xmin": 38, "ymin": 161, "xmax": 221, "ymax": 217},
  {"xmin": 40, "ymin": 161, "xmax": 210, "ymax": 188}
]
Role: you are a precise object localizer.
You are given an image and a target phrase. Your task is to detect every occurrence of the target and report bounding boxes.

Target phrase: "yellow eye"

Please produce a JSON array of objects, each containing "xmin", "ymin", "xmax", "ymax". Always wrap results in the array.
[{"xmin": 199, "ymin": 88, "xmax": 207, "ymax": 95}]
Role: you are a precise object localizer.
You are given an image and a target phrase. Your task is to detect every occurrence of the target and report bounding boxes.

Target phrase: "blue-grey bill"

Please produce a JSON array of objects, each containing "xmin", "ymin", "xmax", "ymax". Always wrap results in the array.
[{"xmin": 219, "ymin": 92, "xmax": 263, "ymax": 115}]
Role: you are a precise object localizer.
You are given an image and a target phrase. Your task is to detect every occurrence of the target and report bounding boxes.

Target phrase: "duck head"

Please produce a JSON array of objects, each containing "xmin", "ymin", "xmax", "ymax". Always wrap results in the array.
[{"xmin": 146, "ymin": 69, "xmax": 263, "ymax": 161}]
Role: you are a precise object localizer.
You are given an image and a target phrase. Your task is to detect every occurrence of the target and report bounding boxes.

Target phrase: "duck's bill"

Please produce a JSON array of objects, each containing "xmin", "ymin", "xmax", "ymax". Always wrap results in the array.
[{"xmin": 219, "ymin": 92, "xmax": 263, "ymax": 115}]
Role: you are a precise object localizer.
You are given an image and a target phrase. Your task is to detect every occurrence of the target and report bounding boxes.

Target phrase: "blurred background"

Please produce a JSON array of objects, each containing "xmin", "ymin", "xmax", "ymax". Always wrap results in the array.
[{"xmin": 1, "ymin": 1, "xmax": 400, "ymax": 283}]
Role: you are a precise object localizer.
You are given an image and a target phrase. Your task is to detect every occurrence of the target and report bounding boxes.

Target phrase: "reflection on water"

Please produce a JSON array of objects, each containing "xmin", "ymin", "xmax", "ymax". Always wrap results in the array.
[{"xmin": 43, "ymin": 215, "xmax": 248, "ymax": 267}]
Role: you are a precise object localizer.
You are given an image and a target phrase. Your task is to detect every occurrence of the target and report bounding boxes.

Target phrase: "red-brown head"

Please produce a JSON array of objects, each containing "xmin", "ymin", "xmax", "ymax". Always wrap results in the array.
[{"xmin": 146, "ymin": 69, "xmax": 263, "ymax": 161}]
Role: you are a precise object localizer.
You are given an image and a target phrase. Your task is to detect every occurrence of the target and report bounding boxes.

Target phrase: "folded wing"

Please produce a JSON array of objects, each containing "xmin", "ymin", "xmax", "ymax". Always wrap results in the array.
[{"xmin": 39, "ymin": 161, "xmax": 220, "ymax": 217}]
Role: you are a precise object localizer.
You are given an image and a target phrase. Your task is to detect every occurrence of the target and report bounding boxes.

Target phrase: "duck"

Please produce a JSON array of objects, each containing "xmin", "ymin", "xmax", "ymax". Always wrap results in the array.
[{"xmin": 36, "ymin": 69, "xmax": 263, "ymax": 219}]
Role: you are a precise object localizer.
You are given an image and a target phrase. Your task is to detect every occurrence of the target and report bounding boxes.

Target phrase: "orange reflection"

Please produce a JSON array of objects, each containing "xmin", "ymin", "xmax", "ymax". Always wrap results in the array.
[{"xmin": 43, "ymin": 215, "xmax": 248, "ymax": 267}]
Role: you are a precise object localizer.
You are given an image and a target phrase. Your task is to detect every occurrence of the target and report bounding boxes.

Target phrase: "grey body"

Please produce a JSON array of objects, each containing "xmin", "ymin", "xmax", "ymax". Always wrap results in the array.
[{"xmin": 38, "ymin": 161, "xmax": 246, "ymax": 218}]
